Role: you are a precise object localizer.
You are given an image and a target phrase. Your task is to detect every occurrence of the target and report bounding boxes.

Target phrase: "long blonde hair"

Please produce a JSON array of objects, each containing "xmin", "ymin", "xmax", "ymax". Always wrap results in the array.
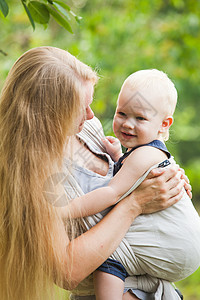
[{"xmin": 0, "ymin": 46, "xmax": 98, "ymax": 300}]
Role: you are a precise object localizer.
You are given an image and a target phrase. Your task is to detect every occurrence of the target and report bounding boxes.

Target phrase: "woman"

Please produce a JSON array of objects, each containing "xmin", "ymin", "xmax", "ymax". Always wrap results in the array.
[{"xmin": 0, "ymin": 46, "xmax": 188, "ymax": 300}]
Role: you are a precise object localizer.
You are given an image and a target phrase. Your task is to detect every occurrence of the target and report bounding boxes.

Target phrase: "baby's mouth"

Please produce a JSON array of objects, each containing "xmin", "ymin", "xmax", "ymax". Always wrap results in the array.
[{"xmin": 121, "ymin": 131, "xmax": 136, "ymax": 139}]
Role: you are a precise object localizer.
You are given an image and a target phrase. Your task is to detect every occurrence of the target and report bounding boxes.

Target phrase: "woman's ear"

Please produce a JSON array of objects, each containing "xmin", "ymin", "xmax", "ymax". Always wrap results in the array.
[{"xmin": 159, "ymin": 116, "xmax": 173, "ymax": 133}]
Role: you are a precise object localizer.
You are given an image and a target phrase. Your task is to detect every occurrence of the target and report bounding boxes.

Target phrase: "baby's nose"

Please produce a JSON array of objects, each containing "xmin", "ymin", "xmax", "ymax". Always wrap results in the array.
[{"xmin": 123, "ymin": 119, "xmax": 135, "ymax": 129}]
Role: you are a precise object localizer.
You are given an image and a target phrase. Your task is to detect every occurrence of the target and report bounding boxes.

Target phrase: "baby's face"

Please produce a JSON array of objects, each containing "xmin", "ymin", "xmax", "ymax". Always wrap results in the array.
[{"xmin": 113, "ymin": 85, "xmax": 165, "ymax": 150}]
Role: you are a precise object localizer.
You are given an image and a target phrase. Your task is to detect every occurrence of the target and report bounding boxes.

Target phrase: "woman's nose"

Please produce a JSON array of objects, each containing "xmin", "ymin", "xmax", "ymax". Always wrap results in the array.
[{"xmin": 86, "ymin": 106, "xmax": 94, "ymax": 120}]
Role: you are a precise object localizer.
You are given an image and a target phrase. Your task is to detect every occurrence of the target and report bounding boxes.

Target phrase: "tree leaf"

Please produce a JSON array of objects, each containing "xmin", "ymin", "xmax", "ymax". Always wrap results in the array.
[
  {"xmin": 75, "ymin": 15, "xmax": 82, "ymax": 24},
  {"xmin": 42, "ymin": 23, "xmax": 48, "ymax": 30},
  {"xmin": 52, "ymin": 0, "xmax": 70, "ymax": 12},
  {"xmin": 21, "ymin": 0, "xmax": 35, "ymax": 30},
  {"xmin": 53, "ymin": 2, "xmax": 70, "ymax": 20},
  {"xmin": 68, "ymin": 9, "xmax": 82, "ymax": 24},
  {"xmin": 52, "ymin": 1, "xmax": 82, "ymax": 24},
  {"xmin": 45, "ymin": 4, "xmax": 73, "ymax": 33},
  {"xmin": 0, "ymin": 0, "xmax": 9, "ymax": 17},
  {"xmin": 0, "ymin": 48, "xmax": 8, "ymax": 56},
  {"xmin": 28, "ymin": 1, "xmax": 50, "ymax": 24}
]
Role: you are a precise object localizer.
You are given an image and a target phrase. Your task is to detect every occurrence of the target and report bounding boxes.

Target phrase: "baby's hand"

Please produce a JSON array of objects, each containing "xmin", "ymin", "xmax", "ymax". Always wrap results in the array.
[{"xmin": 102, "ymin": 136, "xmax": 122, "ymax": 162}]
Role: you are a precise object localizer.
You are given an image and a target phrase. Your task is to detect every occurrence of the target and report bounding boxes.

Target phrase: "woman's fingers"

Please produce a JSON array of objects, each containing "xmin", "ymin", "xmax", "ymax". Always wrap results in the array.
[
  {"xmin": 168, "ymin": 178, "xmax": 185, "ymax": 198},
  {"xmin": 148, "ymin": 164, "xmax": 179, "ymax": 180},
  {"xmin": 149, "ymin": 164, "xmax": 185, "ymax": 194},
  {"xmin": 132, "ymin": 163, "xmax": 189, "ymax": 215},
  {"xmin": 140, "ymin": 166, "xmax": 185, "ymax": 212},
  {"xmin": 167, "ymin": 184, "xmax": 185, "ymax": 206},
  {"xmin": 151, "ymin": 180, "xmax": 185, "ymax": 212},
  {"xmin": 159, "ymin": 171, "xmax": 184, "ymax": 203},
  {"xmin": 179, "ymin": 169, "xmax": 192, "ymax": 199},
  {"xmin": 186, "ymin": 187, "xmax": 192, "ymax": 199},
  {"xmin": 166, "ymin": 169, "xmax": 182, "ymax": 188}
]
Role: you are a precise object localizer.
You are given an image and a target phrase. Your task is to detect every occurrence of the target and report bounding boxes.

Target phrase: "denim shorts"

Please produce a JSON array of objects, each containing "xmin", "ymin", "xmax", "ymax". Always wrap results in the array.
[{"xmin": 96, "ymin": 258, "xmax": 129, "ymax": 281}]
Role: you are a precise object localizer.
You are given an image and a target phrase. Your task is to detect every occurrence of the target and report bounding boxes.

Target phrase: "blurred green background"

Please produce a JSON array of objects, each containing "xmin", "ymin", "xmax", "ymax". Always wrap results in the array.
[{"xmin": 1, "ymin": 0, "xmax": 200, "ymax": 299}]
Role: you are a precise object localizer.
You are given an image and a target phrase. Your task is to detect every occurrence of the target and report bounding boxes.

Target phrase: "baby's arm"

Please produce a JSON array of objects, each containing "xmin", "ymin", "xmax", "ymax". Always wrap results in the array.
[
  {"xmin": 66, "ymin": 184, "xmax": 118, "ymax": 218},
  {"xmin": 66, "ymin": 146, "xmax": 168, "ymax": 219},
  {"xmin": 108, "ymin": 145, "xmax": 168, "ymax": 200}
]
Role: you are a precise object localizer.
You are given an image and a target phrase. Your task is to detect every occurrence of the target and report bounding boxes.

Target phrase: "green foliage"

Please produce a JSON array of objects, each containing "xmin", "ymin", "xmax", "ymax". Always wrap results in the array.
[
  {"xmin": 176, "ymin": 266, "xmax": 200, "ymax": 300},
  {"xmin": 0, "ymin": 0, "xmax": 81, "ymax": 32},
  {"xmin": 28, "ymin": 1, "xmax": 50, "ymax": 25},
  {"xmin": 21, "ymin": 0, "xmax": 36, "ymax": 29},
  {"xmin": 46, "ymin": 2, "xmax": 72, "ymax": 33},
  {"xmin": 0, "ymin": 0, "xmax": 9, "ymax": 17}
]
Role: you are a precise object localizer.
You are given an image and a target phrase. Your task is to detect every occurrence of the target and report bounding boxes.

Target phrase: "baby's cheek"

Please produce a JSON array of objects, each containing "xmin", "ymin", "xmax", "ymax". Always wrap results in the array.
[{"xmin": 113, "ymin": 118, "xmax": 120, "ymax": 133}]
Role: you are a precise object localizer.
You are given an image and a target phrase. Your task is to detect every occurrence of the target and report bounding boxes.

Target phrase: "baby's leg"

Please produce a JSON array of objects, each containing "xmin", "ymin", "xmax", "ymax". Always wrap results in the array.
[{"xmin": 94, "ymin": 270, "xmax": 124, "ymax": 300}]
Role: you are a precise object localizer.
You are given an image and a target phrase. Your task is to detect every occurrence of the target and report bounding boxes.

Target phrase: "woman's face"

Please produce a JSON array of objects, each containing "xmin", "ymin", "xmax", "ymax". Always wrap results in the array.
[{"xmin": 78, "ymin": 82, "xmax": 94, "ymax": 133}]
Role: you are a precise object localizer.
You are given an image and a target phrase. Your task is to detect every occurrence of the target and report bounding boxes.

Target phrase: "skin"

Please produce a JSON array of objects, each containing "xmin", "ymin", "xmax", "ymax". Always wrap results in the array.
[{"xmin": 77, "ymin": 82, "xmax": 95, "ymax": 132}]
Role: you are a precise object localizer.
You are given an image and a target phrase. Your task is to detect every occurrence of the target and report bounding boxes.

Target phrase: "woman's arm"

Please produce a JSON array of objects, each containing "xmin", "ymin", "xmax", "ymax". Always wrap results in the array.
[
  {"xmin": 63, "ymin": 198, "xmax": 139, "ymax": 290},
  {"xmin": 60, "ymin": 165, "xmax": 184, "ymax": 290}
]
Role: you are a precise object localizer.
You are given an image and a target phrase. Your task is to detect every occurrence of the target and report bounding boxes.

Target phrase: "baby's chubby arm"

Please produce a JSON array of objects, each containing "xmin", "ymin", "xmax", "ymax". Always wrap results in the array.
[
  {"xmin": 108, "ymin": 146, "xmax": 168, "ymax": 200},
  {"xmin": 66, "ymin": 183, "xmax": 119, "ymax": 219},
  {"xmin": 65, "ymin": 146, "xmax": 168, "ymax": 219}
]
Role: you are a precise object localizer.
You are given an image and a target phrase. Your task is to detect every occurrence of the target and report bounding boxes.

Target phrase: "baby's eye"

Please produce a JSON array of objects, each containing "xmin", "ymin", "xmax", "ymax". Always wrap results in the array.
[
  {"xmin": 136, "ymin": 116, "xmax": 146, "ymax": 121},
  {"xmin": 118, "ymin": 111, "xmax": 126, "ymax": 117}
]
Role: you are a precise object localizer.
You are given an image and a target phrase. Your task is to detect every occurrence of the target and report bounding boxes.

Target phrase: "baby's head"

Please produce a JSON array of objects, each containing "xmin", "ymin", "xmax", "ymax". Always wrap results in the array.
[{"xmin": 113, "ymin": 69, "xmax": 177, "ymax": 149}]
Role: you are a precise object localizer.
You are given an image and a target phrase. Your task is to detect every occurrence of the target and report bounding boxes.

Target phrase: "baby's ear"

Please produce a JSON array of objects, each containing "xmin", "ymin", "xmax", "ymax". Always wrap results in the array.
[{"xmin": 159, "ymin": 116, "xmax": 173, "ymax": 133}]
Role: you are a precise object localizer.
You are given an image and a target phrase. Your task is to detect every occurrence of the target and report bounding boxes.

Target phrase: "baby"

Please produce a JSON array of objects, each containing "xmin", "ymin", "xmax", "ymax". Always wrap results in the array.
[{"xmin": 67, "ymin": 69, "xmax": 200, "ymax": 299}]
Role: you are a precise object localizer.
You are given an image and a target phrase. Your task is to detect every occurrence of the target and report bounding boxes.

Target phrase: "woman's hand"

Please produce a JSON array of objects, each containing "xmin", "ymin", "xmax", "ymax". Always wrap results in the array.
[
  {"xmin": 179, "ymin": 167, "xmax": 192, "ymax": 199},
  {"xmin": 126, "ymin": 164, "xmax": 185, "ymax": 215}
]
